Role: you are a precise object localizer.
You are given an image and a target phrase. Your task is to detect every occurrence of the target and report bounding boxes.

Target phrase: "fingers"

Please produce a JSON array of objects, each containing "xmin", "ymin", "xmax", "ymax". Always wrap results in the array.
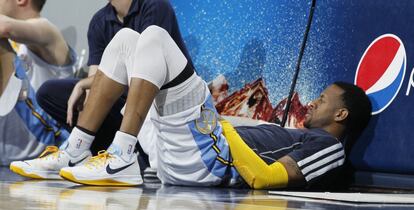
[
  {"xmin": 67, "ymin": 98, "xmax": 74, "ymax": 127},
  {"xmin": 67, "ymin": 110, "xmax": 72, "ymax": 126},
  {"xmin": 66, "ymin": 78, "xmax": 93, "ymax": 127},
  {"xmin": 67, "ymin": 85, "xmax": 84, "ymax": 127}
]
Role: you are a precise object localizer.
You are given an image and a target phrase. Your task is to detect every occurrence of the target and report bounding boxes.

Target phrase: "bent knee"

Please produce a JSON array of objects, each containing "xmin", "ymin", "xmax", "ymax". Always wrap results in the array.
[
  {"xmin": 109, "ymin": 28, "xmax": 141, "ymax": 48},
  {"xmin": 114, "ymin": 28, "xmax": 140, "ymax": 40},
  {"xmin": 140, "ymin": 25, "xmax": 170, "ymax": 43}
]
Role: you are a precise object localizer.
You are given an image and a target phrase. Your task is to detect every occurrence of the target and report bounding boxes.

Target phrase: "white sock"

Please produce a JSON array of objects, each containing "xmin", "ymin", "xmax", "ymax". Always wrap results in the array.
[
  {"xmin": 108, "ymin": 131, "xmax": 138, "ymax": 162},
  {"xmin": 64, "ymin": 127, "xmax": 94, "ymax": 156}
]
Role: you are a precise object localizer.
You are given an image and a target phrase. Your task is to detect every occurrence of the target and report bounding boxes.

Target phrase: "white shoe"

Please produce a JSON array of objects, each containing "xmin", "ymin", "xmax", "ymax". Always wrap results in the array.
[
  {"xmin": 10, "ymin": 146, "xmax": 92, "ymax": 179},
  {"xmin": 59, "ymin": 151, "xmax": 143, "ymax": 186}
]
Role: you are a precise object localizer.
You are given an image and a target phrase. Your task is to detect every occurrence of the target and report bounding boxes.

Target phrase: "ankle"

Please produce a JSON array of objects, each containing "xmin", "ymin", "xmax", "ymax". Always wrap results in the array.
[
  {"xmin": 65, "ymin": 127, "xmax": 95, "ymax": 156},
  {"xmin": 109, "ymin": 131, "xmax": 138, "ymax": 162}
]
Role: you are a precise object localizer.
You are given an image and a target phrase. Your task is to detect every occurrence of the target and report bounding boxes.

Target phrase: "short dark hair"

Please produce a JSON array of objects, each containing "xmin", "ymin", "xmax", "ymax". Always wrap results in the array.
[
  {"xmin": 333, "ymin": 81, "xmax": 372, "ymax": 154},
  {"xmin": 31, "ymin": 0, "xmax": 46, "ymax": 12}
]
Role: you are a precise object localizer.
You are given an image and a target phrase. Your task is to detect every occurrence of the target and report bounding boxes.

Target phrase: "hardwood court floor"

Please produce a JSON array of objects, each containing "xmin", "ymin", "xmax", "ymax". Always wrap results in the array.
[{"xmin": 1, "ymin": 167, "xmax": 413, "ymax": 210}]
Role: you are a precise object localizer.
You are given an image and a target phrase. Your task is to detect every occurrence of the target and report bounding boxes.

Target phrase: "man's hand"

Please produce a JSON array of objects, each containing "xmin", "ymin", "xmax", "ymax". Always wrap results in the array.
[{"xmin": 66, "ymin": 76, "xmax": 94, "ymax": 126}]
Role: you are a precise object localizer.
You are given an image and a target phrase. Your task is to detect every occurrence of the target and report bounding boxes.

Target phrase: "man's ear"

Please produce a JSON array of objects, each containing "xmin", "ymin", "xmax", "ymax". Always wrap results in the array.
[
  {"xmin": 16, "ymin": 0, "xmax": 29, "ymax": 7},
  {"xmin": 335, "ymin": 108, "xmax": 349, "ymax": 122}
]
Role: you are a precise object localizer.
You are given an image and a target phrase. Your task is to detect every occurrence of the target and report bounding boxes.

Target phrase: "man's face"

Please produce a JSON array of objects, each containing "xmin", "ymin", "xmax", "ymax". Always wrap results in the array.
[
  {"xmin": 304, "ymin": 84, "xmax": 345, "ymax": 129},
  {"xmin": 0, "ymin": 0, "xmax": 16, "ymax": 16}
]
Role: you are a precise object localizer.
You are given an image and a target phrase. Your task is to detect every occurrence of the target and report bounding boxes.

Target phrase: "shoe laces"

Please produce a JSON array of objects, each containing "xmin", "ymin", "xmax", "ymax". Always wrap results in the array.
[
  {"xmin": 38, "ymin": 146, "xmax": 62, "ymax": 160},
  {"xmin": 85, "ymin": 150, "xmax": 114, "ymax": 169}
]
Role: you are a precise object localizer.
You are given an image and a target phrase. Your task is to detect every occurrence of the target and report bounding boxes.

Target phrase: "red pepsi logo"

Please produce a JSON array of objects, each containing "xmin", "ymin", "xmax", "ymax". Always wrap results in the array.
[{"xmin": 355, "ymin": 34, "xmax": 406, "ymax": 115}]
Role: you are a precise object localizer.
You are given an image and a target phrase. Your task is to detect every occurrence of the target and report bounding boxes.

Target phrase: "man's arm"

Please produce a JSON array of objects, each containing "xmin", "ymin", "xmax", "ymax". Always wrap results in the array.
[
  {"xmin": 0, "ymin": 15, "xmax": 70, "ymax": 67},
  {"xmin": 278, "ymin": 155, "xmax": 306, "ymax": 187},
  {"xmin": 0, "ymin": 15, "xmax": 59, "ymax": 46},
  {"xmin": 221, "ymin": 120, "xmax": 305, "ymax": 189}
]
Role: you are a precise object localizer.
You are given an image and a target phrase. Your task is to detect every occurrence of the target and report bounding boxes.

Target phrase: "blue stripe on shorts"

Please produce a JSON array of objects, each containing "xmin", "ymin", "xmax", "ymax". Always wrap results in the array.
[
  {"xmin": 188, "ymin": 94, "xmax": 239, "ymax": 181},
  {"xmin": 13, "ymin": 57, "xmax": 69, "ymax": 145}
]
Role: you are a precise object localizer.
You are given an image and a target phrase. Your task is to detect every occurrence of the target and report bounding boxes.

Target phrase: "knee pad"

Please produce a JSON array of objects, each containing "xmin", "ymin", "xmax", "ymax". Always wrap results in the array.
[
  {"xmin": 103, "ymin": 28, "xmax": 141, "ymax": 60},
  {"xmin": 99, "ymin": 28, "xmax": 141, "ymax": 85},
  {"xmin": 132, "ymin": 25, "xmax": 187, "ymax": 89}
]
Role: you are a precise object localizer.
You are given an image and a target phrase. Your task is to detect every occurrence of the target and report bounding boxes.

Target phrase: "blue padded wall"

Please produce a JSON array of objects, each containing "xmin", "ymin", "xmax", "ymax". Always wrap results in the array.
[{"xmin": 171, "ymin": 0, "xmax": 311, "ymax": 103}]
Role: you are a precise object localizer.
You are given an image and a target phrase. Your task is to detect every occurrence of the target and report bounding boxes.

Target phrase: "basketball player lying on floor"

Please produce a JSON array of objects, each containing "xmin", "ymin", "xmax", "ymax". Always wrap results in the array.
[{"xmin": 10, "ymin": 25, "xmax": 372, "ymax": 189}]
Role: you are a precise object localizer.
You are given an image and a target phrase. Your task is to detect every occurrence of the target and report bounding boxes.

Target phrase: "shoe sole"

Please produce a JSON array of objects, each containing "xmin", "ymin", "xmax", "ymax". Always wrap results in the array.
[
  {"xmin": 10, "ymin": 165, "xmax": 44, "ymax": 179},
  {"xmin": 59, "ymin": 170, "xmax": 143, "ymax": 186},
  {"xmin": 10, "ymin": 165, "xmax": 62, "ymax": 180}
]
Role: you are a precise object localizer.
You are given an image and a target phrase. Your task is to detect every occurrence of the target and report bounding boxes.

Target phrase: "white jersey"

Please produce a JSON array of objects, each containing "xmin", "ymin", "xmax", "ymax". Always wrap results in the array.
[
  {"xmin": 16, "ymin": 44, "xmax": 76, "ymax": 91},
  {"xmin": 0, "ymin": 44, "xmax": 76, "ymax": 165}
]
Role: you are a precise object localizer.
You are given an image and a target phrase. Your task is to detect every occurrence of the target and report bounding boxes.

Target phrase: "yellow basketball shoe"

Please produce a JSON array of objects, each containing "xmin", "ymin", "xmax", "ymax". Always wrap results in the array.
[
  {"xmin": 59, "ymin": 150, "xmax": 143, "ymax": 186},
  {"xmin": 10, "ymin": 146, "xmax": 91, "ymax": 179}
]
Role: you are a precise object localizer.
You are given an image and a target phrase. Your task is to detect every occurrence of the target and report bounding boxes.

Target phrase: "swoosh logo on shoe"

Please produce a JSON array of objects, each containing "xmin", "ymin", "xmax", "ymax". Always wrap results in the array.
[
  {"xmin": 68, "ymin": 156, "xmax": 88, "ymax": 167},
  {"xmin": 106, "ymin": 163, "xmax": 134, "ymax": 175}
]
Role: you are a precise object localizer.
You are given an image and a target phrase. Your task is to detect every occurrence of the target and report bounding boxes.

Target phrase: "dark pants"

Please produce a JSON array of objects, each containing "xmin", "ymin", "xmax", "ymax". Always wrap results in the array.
[{"xmin": 36, "ymin": 79, "xmax": 149, "ymax": 170}]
